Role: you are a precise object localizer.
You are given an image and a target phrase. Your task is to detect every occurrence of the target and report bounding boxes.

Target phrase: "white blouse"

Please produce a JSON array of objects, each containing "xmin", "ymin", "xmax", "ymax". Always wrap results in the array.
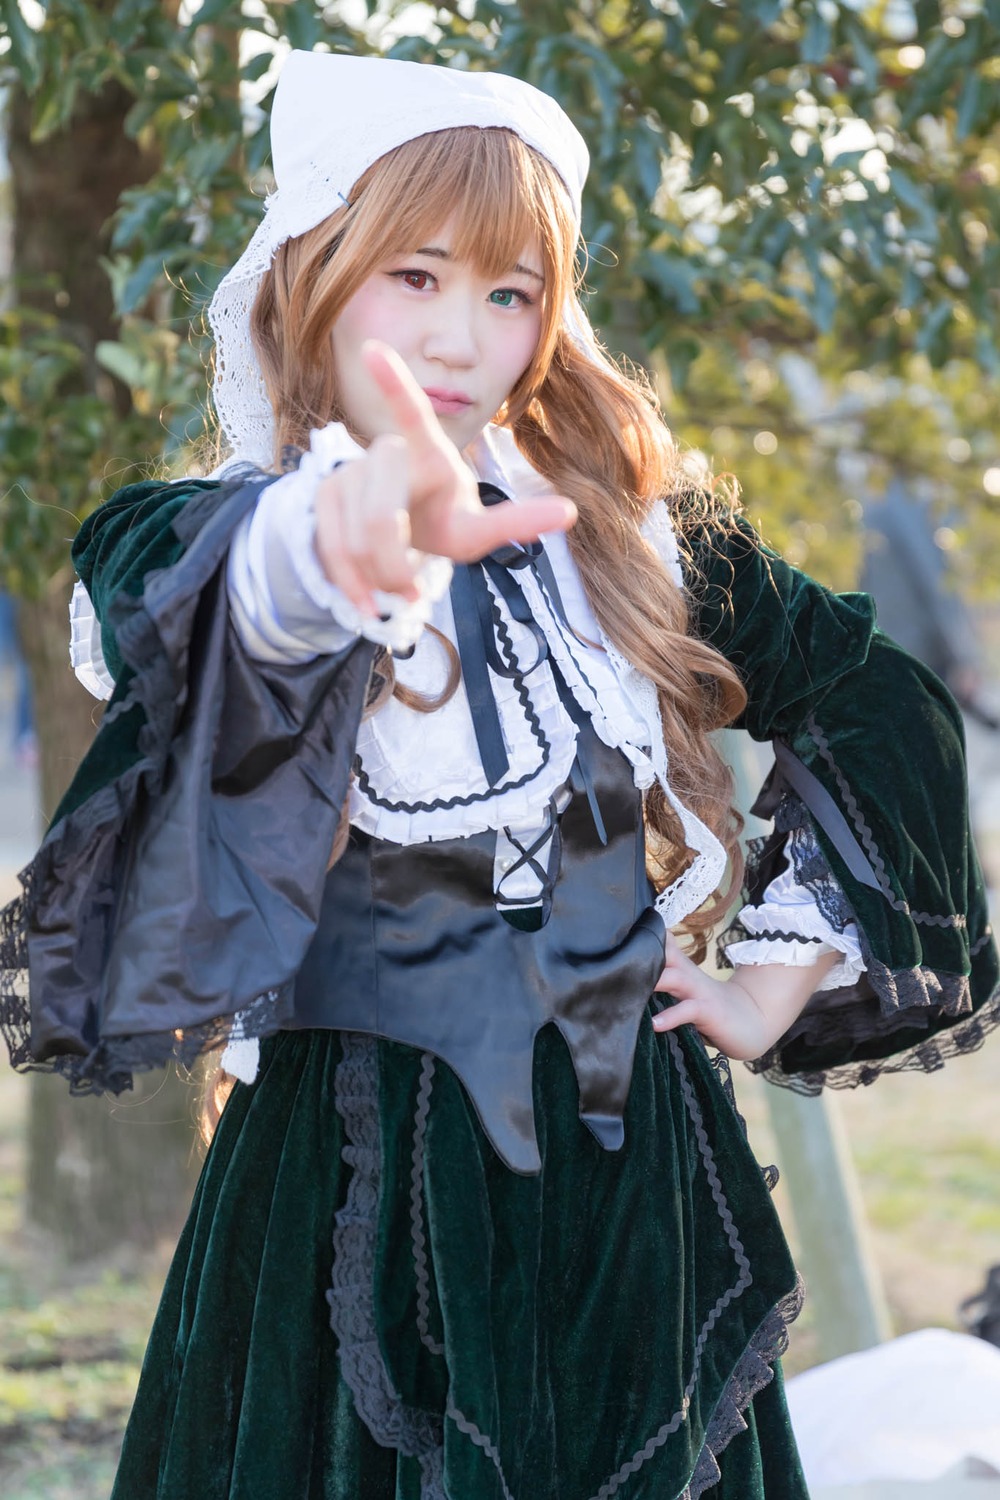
[{"xmin": 69, "ymin": 422, "xmax": 864, "ymax": 1004}]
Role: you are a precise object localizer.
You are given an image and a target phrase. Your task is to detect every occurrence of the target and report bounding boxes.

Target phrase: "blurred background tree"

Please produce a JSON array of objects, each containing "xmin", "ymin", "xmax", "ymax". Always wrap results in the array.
[{"xmin": 0, "ymin": 0, "xmax": 998, "ymax": 1251}]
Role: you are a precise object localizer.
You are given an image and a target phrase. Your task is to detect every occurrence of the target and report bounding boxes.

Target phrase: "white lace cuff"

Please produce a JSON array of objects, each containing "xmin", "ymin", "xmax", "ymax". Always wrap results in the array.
[
  {"xmin": 227, "ymin": 422, "xmax": 453, "ymax": 663},
  {"xmin": 220, "ymin": 1034, "xmax": 260, "ymax": 1085},
  {"xmin": 69, "ymin": 579, "xmax": 115, "ymax": 701},
  {"xmin": 725, "ymin": 861, "xmax": 866, "ymax": 992}
]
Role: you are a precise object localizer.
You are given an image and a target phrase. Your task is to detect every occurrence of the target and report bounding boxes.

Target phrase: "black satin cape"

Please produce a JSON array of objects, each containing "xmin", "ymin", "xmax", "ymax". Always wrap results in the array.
[
  {"xmin": 1, "ymin": 480, "xmax": 997, "ymax": 1127},
  {"xmin": 1, "ymin": 476, "xmax": 375, "ymax": 1089}
]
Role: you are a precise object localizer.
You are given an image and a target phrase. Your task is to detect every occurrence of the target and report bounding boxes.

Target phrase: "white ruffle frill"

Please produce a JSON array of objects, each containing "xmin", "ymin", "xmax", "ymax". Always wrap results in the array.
[
  {"xmin": 67, "ymin": 417, "xmax": 866, "ymax": 1087},
  {"xmin": 726, "ymin": 862, "xmax": 865, "ymax": 992}
]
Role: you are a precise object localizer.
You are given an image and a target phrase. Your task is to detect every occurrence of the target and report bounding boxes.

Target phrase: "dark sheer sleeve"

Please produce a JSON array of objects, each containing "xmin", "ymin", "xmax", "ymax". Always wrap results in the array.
[
  {"xmin": 1, "ymin": 476, "xmax": 376, "ymax": 1094},
  {"xmin": 687, "ymin": 515, "xmax": 1000, "ymax": 1089}
]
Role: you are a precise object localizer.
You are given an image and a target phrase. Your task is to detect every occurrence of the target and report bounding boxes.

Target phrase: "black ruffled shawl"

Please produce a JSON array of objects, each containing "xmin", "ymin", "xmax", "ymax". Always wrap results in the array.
[
  {"xmin": 1, "ymin": 488, "xmax": 997, "ymax": 1098},
  {"xmin": 1, "ymin": 476, "xmax": 375, "ymax": 1089}
]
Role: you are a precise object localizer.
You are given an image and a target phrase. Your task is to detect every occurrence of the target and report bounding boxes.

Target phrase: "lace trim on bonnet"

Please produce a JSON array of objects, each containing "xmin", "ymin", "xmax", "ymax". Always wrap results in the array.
[{"xmin": 205, "ymin": 51, "xmax": 591, "ymax": 471}]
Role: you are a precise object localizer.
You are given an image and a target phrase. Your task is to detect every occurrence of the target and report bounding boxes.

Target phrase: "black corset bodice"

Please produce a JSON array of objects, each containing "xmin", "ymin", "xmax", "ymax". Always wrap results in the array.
[{"xmin": 289, "ymin": 722, "xmax": 666, "ymax": 1174}]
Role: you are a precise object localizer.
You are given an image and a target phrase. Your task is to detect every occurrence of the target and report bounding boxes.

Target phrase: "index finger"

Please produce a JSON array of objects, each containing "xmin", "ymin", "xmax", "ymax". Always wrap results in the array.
[{"xmin": 362, "ymin": 340, "xmax": 441, "ymax": 446}]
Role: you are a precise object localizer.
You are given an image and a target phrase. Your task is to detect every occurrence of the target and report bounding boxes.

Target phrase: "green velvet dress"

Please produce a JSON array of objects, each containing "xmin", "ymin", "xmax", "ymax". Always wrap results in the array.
[
  {"xmin": 106, "ymin": 1026, "xmax": 807, "ymax": 1499},
  {"xmin": 2, "ymin": 477, "xmax": 997, "ymax": 1500}
]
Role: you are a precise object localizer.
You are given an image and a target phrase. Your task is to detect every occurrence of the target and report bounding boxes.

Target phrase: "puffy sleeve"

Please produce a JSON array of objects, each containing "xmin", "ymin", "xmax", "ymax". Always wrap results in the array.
[
  {"xmin": 686, "ymin": 514, "xmax": 1000, "ymax": 1090},
  {"xmin": 1, "ymin": 474, "xmax": 376, "ymax": 1096},
  {"xmin": 226, "ymin": 423, "xmax": 453, "ymax": 664}
]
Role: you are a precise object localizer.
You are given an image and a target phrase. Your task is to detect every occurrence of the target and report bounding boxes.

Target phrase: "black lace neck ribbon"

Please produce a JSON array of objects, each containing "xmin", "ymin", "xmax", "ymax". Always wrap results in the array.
[{"xmin": 448, "ymin": 483, "xmax": 606, "ymax": 850}]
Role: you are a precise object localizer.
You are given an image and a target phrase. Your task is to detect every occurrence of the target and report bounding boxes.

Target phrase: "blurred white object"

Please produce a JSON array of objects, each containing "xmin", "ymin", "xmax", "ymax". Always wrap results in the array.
[
  {"xmin": 812, "ymin": 1460, "xmax": 1000, "ymax": 1499},
  {"xmin": 786, "ymin": 1328, "xmax": 1000, "ymax": 1487},
  {"xmin": 814, "ymin": 1478, "xmax": 1000, "ymax": 1498}
]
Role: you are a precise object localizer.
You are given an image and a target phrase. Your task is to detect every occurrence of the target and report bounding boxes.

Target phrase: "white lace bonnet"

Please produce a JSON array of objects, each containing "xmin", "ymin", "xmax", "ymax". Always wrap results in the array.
[{"xmin": 207, "ymin": 50, "xmax": 591, "ymax": 469}]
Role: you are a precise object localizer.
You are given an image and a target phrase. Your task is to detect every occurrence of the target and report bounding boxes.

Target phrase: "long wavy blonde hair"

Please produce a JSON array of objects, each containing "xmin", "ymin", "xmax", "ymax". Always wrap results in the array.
[{"xmin": 248, "ymin": 123, "xmax": 747, "ymax": 954}]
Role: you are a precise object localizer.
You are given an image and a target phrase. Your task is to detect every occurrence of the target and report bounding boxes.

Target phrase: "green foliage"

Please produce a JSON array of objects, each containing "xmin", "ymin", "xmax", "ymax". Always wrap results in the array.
[
  {"xmin": 855, "ymin": 1134, "xmax": 1000, "ymax": 1234},
  {"xmin": 0, "ymin": 305, "xmax": 165, "ymax": 597},
  {"xmin": 658, "ymin": 339, "xmax": 864, "ymax": 591},
  {"xmin": 414, "ymin": 0, "xmax": 1000, "ymax": 368},
  {"xmin": 662, "ymin": 339, "xmax": 1000, "ymax": 597},
  {"xmin": 5, "ymin": 1, "xmax": 999, "ymax": 368},
  {"xmin": 0, "ymin": 1, "xmax": 998, "ymax": 593}
]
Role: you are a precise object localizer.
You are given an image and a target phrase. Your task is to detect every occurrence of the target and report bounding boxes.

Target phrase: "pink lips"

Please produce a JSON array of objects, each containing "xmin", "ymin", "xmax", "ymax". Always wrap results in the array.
[{"xmin": 423, "ymin": 388, "xmax": 473, "ymax": 415}]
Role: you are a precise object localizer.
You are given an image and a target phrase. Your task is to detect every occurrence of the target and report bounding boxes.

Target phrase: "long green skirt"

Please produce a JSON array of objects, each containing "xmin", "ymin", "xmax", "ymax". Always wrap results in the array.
[{"xmin": 111, "ymin": 1018, "xmax": 810, "ymax": 1499}]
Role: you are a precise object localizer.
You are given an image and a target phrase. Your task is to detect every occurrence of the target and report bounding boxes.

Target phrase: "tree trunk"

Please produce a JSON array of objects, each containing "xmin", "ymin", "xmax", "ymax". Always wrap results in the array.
[
  {"xmin": 16, "ymin": 580, "xmax": 101, "ymax": 827},
  {"xmin": 9, "ymin": 80, "xmax": 151, "ymax": 379},
  {"xmin": 9, "ymin": 64, "xmax": 200, "ymax": 1256},
  {"xmin": 25, "ymin": 1059, "xmax": 202, "ymax": 1263},
  {"xmin": 15, "ymin": 583, "xmax": 200, "ymax": 1258}
]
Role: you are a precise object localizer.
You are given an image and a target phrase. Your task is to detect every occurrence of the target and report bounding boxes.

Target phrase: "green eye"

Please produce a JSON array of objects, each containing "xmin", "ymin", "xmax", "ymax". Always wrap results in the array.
[{"xmin": 489, "ymin": 289, "xmax": 516, "ymax": 307}]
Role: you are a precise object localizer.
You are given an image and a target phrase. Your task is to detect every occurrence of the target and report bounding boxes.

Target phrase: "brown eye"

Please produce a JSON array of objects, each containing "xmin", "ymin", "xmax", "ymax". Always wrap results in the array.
[{"xmin": 402, "ymin": 271, "xmax": 431, "ymax": 290}]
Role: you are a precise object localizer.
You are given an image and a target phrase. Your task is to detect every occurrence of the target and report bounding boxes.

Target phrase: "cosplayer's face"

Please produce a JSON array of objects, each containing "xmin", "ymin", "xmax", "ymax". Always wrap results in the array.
[{"xmin": 330, "ymin": 220, "xmax": 545, "ymax": 449}]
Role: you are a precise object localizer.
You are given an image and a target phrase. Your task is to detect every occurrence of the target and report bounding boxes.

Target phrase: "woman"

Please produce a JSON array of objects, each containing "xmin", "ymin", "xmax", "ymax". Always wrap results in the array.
[{"xmin": 3, "ymin": 51, "xmax": 996, "ymax": 1499}]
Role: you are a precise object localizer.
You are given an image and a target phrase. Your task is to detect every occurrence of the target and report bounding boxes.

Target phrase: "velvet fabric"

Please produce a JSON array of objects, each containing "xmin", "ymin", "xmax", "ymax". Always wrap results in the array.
[
  {"xmin": 688, "ymin": 516, "xmax": 1000, "ymax": 1083},
  {"xmin": 4, "ymin": 482, "xmax": 994, "ymax": 1097},
  {"xmin": 4, "ymin": 478, "xmax": 998, "ymax": 1498},
  {"xmin": 57, "ymin": 481, "xmax": 219, "ymax": 820},
  {"xmin": 111, "ymin": 1026, "xmax": 809, "ymax": 1500}
]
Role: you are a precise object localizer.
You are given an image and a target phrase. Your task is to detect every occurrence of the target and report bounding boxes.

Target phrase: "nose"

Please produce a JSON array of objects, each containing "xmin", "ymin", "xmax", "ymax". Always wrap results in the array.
[{"xmin": 421, "ymin": 286, "xmax": 479, "ymax": 368}]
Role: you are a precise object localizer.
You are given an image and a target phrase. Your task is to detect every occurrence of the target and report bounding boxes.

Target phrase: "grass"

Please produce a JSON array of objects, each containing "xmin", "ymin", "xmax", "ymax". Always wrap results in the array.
[
  {"xmin": 0, "ymin": 1062, "xmax": 178, "ymax": 1498},
  {"xmin": 853, "ymin": 1138, "xmax": 1000, "ymax": 1234},
  {"xmin": 737, "ymin": 1043, "xmax": 1000, "ymax": 1375}
]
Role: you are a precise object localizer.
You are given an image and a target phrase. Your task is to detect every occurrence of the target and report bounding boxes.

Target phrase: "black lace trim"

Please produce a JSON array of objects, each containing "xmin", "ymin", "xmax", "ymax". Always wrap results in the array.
[
  {"xmin": 669, "ymin": 1000, "xmax": 780, "ymax": 1195},
  {"xmin": 683, "ymin": 1279, "xmax": 806, "ymax": 1499},
  {"xmin": 0, "ymin": 481, "xmax": 298, "ymax": 1094},
  {"xmin": 708, "ymin": 1049, "xmax": 779, "ymax": 1194},
  {"xmin": 748, "ymin": 981, "xmax": 1000, "ymax": 1094},
  {"xmin": 1, "ymin": 876, "xmax": 290, "ymax": 1092},
  {"xmin": 353, "ymin": 574, "xmax": 554, "ymax": 815},
  {"xmin": 777, "ymin": 794, "xmax": 855, "ymax": 935},
  {"xmin": 718, "ymin": 791, "xmax": 851, "ymax": 961},
  {"xmin": 0, "ymin": 873, "xmax": 32, "ymax": 1076},
  {"xmin": 321, "ymin": 1028, "xmax": 804, "ymax": 1500},
  {"xmin": 2, "ymin": 853, "xmax": 291, "ymax": 1096},
  {"xmin": 580, "ymin": 1033, "xmax": 786, "ymax": 1500},
  {"xmin": 329, "ymin": 1033, "xmax": 446, "ymax": 1499},
  {"xmin": 726, "ymin": 793, "xmax": 1000, "ymax": 1093}
]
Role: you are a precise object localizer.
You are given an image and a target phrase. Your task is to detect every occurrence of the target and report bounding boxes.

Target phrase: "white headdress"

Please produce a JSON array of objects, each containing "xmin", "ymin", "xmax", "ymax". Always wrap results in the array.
[{"xmin": 207, "ymin": 51, "xmax": 591, "ymax": 469}]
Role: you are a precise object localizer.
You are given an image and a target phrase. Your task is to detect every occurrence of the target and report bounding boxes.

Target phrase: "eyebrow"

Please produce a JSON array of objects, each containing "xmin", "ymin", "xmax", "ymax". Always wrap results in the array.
[{"xmin": 414, "ymin": 245, "xmax": 545, "ymax": 284}]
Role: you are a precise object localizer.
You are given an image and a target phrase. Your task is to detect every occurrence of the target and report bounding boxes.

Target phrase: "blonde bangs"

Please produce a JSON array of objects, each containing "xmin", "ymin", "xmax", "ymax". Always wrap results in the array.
[
  {"xmin": 260, "ymin": 127, "xmax": 580, "ymax": 423},
  {"xmin": 352, "ymin": 127, "xmax": 575, "ymax": 292}
]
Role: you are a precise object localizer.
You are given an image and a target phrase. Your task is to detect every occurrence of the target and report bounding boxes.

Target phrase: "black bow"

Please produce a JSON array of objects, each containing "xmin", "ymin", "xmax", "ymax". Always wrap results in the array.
[{"xmin": 448, "ymin": 484, "xmax": 607, "ymax": 846}]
